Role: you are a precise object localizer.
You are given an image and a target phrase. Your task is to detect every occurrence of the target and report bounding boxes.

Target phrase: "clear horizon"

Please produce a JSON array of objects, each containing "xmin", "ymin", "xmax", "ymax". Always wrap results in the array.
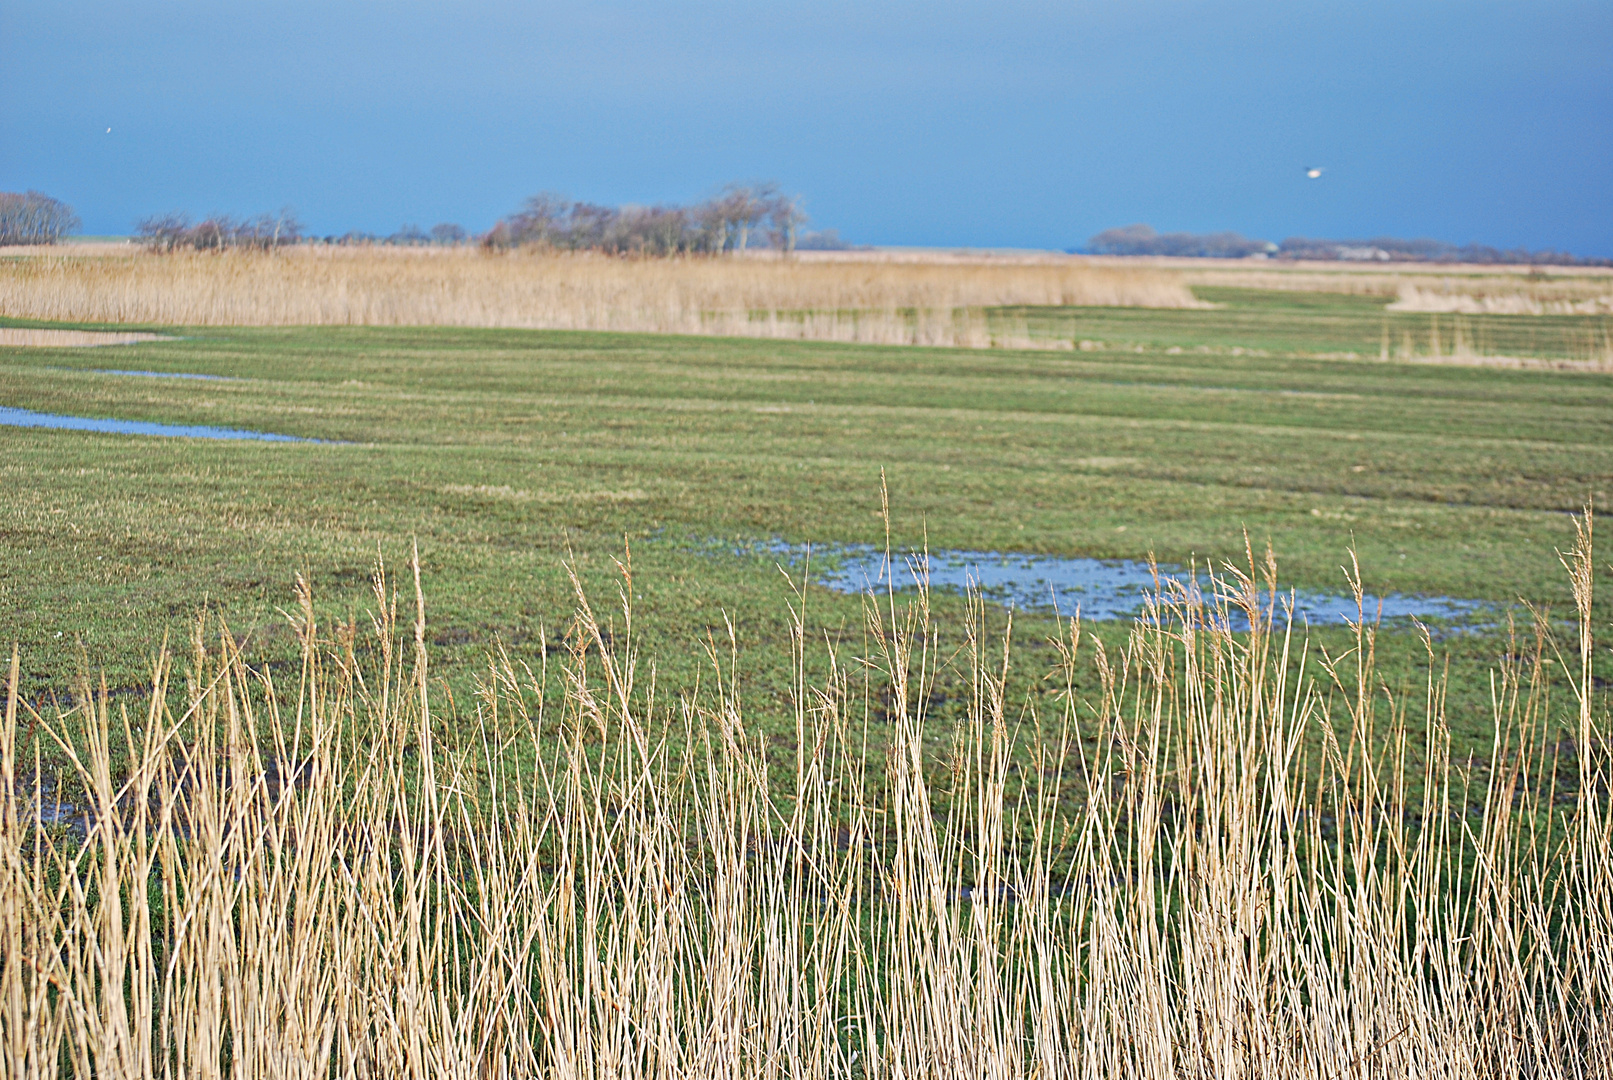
[{"xmin": 4, "ymin": 1, "xmax": 1610, "ymax": 255}]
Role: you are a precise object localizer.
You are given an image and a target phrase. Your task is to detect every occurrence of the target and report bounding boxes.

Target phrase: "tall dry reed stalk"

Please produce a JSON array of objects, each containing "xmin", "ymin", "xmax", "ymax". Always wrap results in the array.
[
  {"xmin": 1379, "ymin": 313, "xmax": 1613, "ymax": 370},
  {"xmin": 2, "ymin": 521, "xmax": 1610, "ymax": 1078},
  {"xmin": 0, "ymin": 248, "xmax": 1199, "ymax": 347}
]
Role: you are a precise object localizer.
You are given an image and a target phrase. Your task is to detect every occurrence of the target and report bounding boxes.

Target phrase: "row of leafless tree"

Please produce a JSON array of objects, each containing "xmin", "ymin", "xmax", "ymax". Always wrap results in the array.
[
  {"xmin": 0, "ymin": 191, "xmax": 80, "ymax": 245},
  {"xmin": 1276, "ymin": 234, "xmax": 1613, "ymax": 266},
  {"xmin": 125, "ymin": 183, "xmax": 836, "ymax": 256},
  {"xmin": 1088, "ymin": 222, "xmax": 1613, "ymax": 266},
  {"xmin": 382, "ymin": 223, "xmax": 468, "ymax": 246},
  {"xmin": 135, "ymin": 209, "xmax": 304, "ymax": 251},
  {"xmin": 484, "ymin": 183, "xmax": 812, "ymax": 255},
  {"xmin": 1085, "ymin": 224, "xmax": 1275, "ymax": 258}
]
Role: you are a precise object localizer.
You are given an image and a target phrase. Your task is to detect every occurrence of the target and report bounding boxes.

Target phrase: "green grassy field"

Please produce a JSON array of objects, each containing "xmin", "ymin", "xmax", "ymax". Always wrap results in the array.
[{"xmin": 2, "ymin": 288, "xmax": 1609, "ymax": 754}]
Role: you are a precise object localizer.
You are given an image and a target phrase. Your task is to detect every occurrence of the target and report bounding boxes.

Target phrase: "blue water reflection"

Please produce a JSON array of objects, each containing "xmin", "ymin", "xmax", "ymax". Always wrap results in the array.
[
  {"xmin": 746, "ymin": 541, "xmax": 1488, "ymax": 628},
  {"xmin": 0, "ymin": 405, "xmax": 314, "ymax": 442}
]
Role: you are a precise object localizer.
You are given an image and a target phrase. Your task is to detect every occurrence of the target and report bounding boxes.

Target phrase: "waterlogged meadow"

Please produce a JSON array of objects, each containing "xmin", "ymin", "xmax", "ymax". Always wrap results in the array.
[
  {"xmin": 1, "ymin": 271, "xmax": 1612, "ymax": 1074},
  {"xmin": 2, "ymin": 522, "xmax": 1610, "ymax": 1077},
  {"xmin": 728, "ymin": 538, "xmax": 1490, "ymax": 626},
  {"xmin": 1, "ymin": 294, "xmax": 1610, "ymax": 743}
]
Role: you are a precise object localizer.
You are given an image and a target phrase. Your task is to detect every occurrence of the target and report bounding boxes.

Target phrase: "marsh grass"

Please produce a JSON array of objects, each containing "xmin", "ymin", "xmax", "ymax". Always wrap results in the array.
[
  {"xmin": 1374, "ymin": 312, "xmax": 1613, "ymax": 369},
  {"xmin": 2, "ymin": 509, "xmax": 1610, "ymax": 1078},
  {"xmin": 0, "ymin": 247, "xmax": 1200, "ymax": 347}
]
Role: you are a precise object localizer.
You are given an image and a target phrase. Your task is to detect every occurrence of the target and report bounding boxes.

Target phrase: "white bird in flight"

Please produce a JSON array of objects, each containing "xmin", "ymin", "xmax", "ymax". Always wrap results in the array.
[
  {"xmin": 1305, "ymin": 167, "xmax": 1324, "ymax": 179},
  {"xmin": 105, "ymin": 127, "xmax": 112, "ymax": 134}
]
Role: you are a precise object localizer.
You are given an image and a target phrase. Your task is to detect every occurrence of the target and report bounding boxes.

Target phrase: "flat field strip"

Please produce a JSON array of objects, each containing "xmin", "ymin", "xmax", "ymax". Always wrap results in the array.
[
  {"xmin": 1010, "ymin": 287, "xmax": 1612, "ymax": 362},
  {"xmin": 2, "ymin": 291, "xmax": 1610, "ymax": 731}
]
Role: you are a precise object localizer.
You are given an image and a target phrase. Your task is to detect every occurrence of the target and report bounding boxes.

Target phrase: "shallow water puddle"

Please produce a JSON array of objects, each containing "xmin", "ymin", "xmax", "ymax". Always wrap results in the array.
[
  {"xmin": 0, "ymin": 405, "xmax": 315, "ymax": 442},
  {"xmin": 740, "ymin": 541, "xmax": 1488, "ymax": 628}
]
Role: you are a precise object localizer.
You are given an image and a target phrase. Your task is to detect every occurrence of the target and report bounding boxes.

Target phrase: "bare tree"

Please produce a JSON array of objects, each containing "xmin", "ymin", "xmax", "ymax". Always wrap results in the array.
[
  {"xmin": 484, "ymin": 181, "xmax": 814, "ymax": 257},
  {"xmin": 135, "ymin": 212, "xmax": 192, "ymax": 252},
  {"xmin": 135, "ymin": 207, "xmax": 303, "ymax": 251},
  {"xmin": 767, "ymin": 193, "xmax": 808, "ymax": 254},
  {"xmin": 389, "ymin": 223, "xmax": 430, "ymax": 246},
  {"xmin": 505, "ymin": 192, "xmax": 571, "ymax": 247},
  {"xmin": 716, "ymin": 182, "xmax": 777, "ymax": 252},
  {"xmin": 269, "ymin": 207, "xmax": 302, "ymax": 247},
  {"xmin": 0, "ymin": 191, "xmax": 80, "ymax": 245},
  {"xmin": 1087, "ymin": 224, "xmax": 1273, "ymax": 258},
  {"xmin": 430, "ymin": 223, "xmax": 467, "ymax": 245},
  {"xmin": 694, "ymin": 197, "xmax": 732, "ymax": 253}
]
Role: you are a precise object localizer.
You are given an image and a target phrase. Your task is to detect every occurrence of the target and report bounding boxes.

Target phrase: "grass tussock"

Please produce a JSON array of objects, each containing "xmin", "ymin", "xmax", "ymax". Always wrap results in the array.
[
  {"xmin": 3, "ymin": 515, "xmax": 1611, "ymax": 1078},
  {"xmin": 0, "ymin": 247, "xmax": 1200, "ymax": 346}
]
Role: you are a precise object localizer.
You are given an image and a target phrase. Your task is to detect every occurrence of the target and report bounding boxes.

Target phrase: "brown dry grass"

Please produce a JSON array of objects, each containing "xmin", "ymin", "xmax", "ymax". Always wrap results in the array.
[
  {"xmin": 0, "ymin": 327, "xmax": 168, "ymax": 348},
  {"xmin": 0, "ymin": 241, "xmax": 141, "ymax": 257},
  {"xmin": 0, "ymin": 246, "xmax": 1201, "ymax": 345},
  {"xmin": 1387, "ymin": 279, "xmax": 1613, "ymax": 315}
]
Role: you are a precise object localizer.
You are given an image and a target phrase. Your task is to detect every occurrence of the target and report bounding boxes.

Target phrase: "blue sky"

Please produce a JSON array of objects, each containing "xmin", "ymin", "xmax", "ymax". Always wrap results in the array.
[{"xmin": 4, "ymin": 1, "xmax": 1610, "ymax": 252}]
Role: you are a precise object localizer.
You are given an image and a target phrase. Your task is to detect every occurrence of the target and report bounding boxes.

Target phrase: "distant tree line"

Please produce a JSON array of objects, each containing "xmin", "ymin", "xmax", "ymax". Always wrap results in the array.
[
  {"xmin": 1083, "ymin": 222, "xmax": 1610, "ymax": 266},
  {"xmin": 136, "ymin": 210, "xmax": 303, "ymax": 251},
  {"xmin": 125, "ymin": 183, "xmax": 851, "ymax": 256},
  {"xmin": 484, "ymin": 183, "xmax": 838, "ymax": 255},
  {"xmin": 378, "ymin": 223, "xmax": 469, "ymax": 246},
  {"xmin": 137, "ymin": 210, "xmax": 467, "ymax": 250},
  {"xmin": 1083, "ymin": 224, "xmax": 1275, "ymax": 259},
  {"xmin": 1275, "ymin": 235, "xmax": 1612, "ymax": 267},
  {"xmin": 0, "ymin": 191, "xmax": 80, "ymax": 245}
]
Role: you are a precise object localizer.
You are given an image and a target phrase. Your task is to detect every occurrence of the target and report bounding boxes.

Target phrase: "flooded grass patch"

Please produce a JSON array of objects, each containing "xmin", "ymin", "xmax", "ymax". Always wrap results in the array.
[
  {"xmin": 725, "ymin": 539, "xmax": 1490, "ymax": 628},
  {"xmin": 0, "ymin": 404, "xmax": 317, "ymax": 442}
]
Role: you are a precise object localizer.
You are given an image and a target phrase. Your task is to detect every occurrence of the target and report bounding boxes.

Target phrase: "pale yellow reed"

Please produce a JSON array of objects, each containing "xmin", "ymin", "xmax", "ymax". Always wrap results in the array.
[
  {"xmin": 0, "ymin": 247, "xmax": 1201, "ymax": 347},
  {"xmin": 2, "ymin": 515, "xmax": 1609, "ymax": 1078}
]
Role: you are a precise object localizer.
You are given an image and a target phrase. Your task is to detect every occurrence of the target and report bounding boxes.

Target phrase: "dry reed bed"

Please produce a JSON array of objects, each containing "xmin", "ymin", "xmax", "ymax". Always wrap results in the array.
[
  {"xmin": 0, "ymin": 248, "xmax": 1200, "ymax": 347},
  {"xmin": 1388, "ymin": 281, "xmax": 1613, "ymax": 315},
  {"xmin": 3, "ymin": 519, "xmax": 1610, "ymax": 1078},
  {"xmin": 1178, "ymin": 264, "xmax": 1613, "ymax": 312}
]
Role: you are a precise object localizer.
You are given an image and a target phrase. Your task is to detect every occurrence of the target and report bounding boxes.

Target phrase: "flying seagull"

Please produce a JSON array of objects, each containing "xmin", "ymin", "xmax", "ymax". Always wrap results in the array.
[{"xmin": 1305, "ymin": 167, "xmax": 1324, "ymax": 179}]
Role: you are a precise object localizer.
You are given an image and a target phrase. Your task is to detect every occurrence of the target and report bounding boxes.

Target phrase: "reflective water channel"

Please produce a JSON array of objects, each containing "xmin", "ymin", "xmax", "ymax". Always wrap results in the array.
[{"xmin": 0, "ymin": 405, "xmax": 315, "ymax": 442}]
